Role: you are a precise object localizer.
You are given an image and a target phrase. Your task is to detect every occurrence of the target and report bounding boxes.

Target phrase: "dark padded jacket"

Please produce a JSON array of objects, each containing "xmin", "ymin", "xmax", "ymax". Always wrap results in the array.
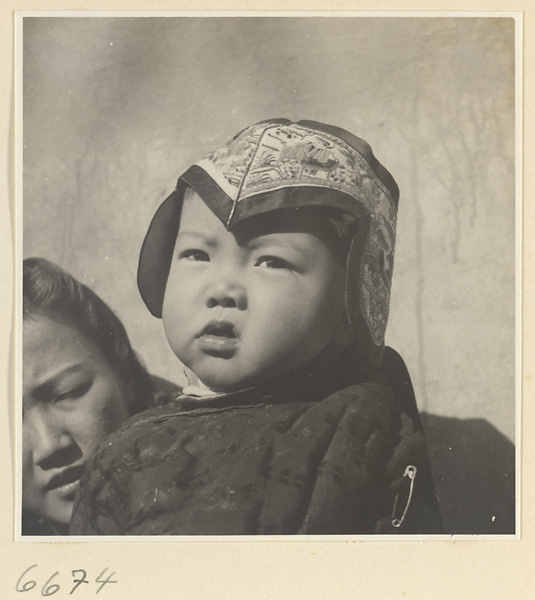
[{"xmin": 71, "ymin": 347, "xmax": 442, "ymax": 535}]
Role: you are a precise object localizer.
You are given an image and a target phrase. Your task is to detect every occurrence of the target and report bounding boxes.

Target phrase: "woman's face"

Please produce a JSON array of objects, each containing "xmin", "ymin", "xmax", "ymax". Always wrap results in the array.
[{"xmin": 23, "ymin": 315, "xmax": 131, "ymax": 530}]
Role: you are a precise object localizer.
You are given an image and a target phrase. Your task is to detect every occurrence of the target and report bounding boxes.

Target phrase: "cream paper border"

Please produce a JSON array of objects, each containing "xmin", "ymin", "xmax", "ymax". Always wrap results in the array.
[{"xmin": 4, "ymin": 4, "xmax": 530, "ymax": 599}]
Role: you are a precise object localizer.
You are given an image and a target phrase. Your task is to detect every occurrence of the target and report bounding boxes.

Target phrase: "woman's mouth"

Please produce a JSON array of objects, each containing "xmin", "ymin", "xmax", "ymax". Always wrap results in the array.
[
  {"xmin": 45, "ymin": 464, "xmax": 85, "ymax": 500},
  {"xmin": 197, "ymin": 321, "xmax": 239, "ymax": 356}
]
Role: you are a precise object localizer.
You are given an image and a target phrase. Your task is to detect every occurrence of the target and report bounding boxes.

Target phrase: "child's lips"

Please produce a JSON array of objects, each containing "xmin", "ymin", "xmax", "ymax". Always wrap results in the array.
[{"xmin": 197, "ymin": 320, "xmax": 239, "ymax": 355}]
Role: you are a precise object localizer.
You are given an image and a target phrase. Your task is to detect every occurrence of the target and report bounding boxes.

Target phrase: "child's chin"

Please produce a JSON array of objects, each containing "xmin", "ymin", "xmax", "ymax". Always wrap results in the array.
[{"xmin": 198, "ymin": 370, "xmax": 257, "ymax": 394}]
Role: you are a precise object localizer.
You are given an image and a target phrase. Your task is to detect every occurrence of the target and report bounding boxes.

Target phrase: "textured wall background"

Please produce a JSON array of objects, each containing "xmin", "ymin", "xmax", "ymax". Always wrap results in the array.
[{"xmin": 23, "ymin": 17, "xmax": 515, "ymax": 440}]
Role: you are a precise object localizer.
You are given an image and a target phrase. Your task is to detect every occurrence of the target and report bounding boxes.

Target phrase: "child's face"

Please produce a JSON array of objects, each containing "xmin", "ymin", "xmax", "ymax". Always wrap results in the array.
[{"xmin": 162, "ymin": 192, "xmax": 346, "ymax": 392}]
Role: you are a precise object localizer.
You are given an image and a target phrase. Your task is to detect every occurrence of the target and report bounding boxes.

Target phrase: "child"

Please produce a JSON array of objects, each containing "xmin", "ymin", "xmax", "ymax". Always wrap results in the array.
[{"xmin": 71, "ymin": 119, "xmax": 442, "ymax": 535}]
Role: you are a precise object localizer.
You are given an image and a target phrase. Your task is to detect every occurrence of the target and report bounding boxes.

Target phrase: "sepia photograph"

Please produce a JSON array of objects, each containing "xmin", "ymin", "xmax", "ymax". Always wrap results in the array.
[
  {"xmin": 18, "ymin": 13, "xmax": 517, "ymax": 542},
  {"xmin": 2, "ymin": 3, "xmax": 534, "ymax": 598}
]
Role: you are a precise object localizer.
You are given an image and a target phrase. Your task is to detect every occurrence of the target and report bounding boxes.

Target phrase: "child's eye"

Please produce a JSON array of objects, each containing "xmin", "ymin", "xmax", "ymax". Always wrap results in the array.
[
  {"xmin": 256, "ymin": 256, "xmax": 291, "ymax": 270},
  {"xmin": 179, "ymin": 249, "xmax": 210, "ymax": 262}
]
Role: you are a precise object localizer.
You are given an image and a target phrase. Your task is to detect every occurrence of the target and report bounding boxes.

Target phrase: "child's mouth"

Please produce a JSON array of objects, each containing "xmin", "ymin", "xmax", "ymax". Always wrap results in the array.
[{"xmin": 197, "ymin": 321, "xmax": 239, "ymax": 356}]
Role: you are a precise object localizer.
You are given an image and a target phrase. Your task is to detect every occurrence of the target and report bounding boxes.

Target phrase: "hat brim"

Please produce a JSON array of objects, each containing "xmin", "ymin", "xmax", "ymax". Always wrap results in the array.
[{"xmin": 137, "ymin": 184, "xmax": 185, "ymax": 318}]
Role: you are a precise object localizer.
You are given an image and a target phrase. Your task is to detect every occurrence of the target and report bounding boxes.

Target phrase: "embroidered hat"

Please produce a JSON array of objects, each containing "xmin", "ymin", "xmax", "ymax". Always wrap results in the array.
[{"xmin": 138, "ymin": 118, "xmax": 399, "ymax": 365}]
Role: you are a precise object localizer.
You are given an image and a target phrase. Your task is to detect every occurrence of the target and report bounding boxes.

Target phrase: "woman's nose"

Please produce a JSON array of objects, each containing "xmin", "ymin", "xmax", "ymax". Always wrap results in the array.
[
  {"xmin": 205, "ymin": 276, "xmax": 247, "ymax": 310},
  {"xmin": 29, "ymin": 413, "xmax": 77, "ymax": 470}
]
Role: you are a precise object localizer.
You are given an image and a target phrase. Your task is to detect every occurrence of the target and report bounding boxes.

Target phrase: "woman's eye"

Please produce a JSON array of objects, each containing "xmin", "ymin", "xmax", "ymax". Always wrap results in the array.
[
  {"xmin": 180, "ymin": 249, "xmax": 210, "ymax": 262},
  {"xmin": 55, "ymin": 381, "xmax": 92, "ymax": 402},
  {"xmin": 256, "ymin": 257, "xmax": 291, "ymax": 270}
]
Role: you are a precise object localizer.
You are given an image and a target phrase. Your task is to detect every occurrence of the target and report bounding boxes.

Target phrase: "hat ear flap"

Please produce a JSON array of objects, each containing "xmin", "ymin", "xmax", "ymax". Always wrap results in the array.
[
  {"xmin": 137, "ymin": 185, "xmax": 185, "ymax": 317},
  {"xmin": 345, "ymin": 215, "xmax": 388, "ymax": 367}
]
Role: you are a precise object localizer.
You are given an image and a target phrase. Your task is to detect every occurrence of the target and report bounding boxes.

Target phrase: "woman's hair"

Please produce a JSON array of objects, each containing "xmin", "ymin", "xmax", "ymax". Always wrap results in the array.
[{"xmin": 23, "ymin": 257, "xmax": 156, "ymax": 414}]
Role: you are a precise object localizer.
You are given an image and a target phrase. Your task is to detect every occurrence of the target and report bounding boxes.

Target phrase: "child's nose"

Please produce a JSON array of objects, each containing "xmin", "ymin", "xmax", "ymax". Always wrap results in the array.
[{"xmin": 205, "ymin": 277, "xmax": 247, "ymax": 310}]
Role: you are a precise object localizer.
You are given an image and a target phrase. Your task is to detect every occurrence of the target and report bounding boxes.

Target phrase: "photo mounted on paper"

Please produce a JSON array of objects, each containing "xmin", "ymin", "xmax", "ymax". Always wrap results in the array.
[{"xmin": 17, "ymin": 13, "xmax": 518, "ymax": 539}]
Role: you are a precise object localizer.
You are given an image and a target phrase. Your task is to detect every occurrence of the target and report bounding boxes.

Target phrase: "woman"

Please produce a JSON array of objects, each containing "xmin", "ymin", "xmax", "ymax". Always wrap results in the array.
[{"xmin": 22, "ymin": 257, "xmax": 163, "ymax": 535}]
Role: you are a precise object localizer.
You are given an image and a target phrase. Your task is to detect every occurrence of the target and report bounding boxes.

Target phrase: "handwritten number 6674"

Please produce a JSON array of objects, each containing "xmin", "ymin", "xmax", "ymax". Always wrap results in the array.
[{"xmin": 16, "ymin": 565, "xmax": 117, "ymax": 595}]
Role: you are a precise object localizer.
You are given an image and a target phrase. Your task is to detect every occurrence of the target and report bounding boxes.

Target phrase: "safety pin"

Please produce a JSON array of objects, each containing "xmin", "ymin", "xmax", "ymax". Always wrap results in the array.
[{"xmin": 391, "ymin": 465, "xmax": 417, "ymax": 528}]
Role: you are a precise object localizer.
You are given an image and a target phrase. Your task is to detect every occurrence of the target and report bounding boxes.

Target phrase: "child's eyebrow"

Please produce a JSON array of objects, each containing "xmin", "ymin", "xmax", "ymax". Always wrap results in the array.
[
  {"xmin": 247, "ymin": 235, "xmax": 309, "ymax": 256},
  {"xmin": 176, "ymin": 231, "xmax": 218, "ymax": 246}
]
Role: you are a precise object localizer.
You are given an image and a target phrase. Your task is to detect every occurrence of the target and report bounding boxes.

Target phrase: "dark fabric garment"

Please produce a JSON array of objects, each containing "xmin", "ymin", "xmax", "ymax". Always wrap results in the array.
[
  {"xmin": 22, "ymin": 514, "xmax": 68, "ymax": 536},
  {"xmin": 71, "ymin": 347, "xmax": 442, "ymax": 535},
  {"xmin": 421, "ymin": 413, "xmax": 515, "ymax": 534}
]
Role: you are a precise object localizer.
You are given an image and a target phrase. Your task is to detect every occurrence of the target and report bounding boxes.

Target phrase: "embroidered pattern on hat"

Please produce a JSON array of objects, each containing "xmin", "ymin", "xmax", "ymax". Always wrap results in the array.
[
  {"xmin": 360, "ymin": 214, "xmax": 396, "ymax": 345},
  {"xmin": 197, "ymin": 123, "xmax": 394, "ymax": 211}
]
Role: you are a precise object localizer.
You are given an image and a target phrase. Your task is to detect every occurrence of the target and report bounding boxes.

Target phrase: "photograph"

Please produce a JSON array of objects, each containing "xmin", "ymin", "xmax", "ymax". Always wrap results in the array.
[{"xmin": 19, "ymin": 14, "xmax": 517, "ymax": 540}]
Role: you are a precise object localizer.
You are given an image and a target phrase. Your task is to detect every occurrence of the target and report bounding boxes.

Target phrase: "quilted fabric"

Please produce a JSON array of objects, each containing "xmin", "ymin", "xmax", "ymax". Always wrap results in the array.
[{"xmin": 71, "ymin": 347, "xmax": 441, "ymax": 535}]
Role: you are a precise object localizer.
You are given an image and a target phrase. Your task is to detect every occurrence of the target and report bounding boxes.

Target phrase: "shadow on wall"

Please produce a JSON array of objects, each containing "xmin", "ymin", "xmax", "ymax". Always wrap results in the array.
[{"xmin": 421, "ymin": 413, "xmax": 515, "ymax": 535}]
